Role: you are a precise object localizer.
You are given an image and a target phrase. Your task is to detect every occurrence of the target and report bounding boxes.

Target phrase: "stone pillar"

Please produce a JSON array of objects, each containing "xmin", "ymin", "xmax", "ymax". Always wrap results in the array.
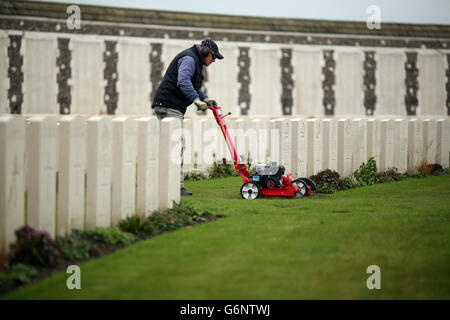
[
  {"xmin": 393, "ymin": 119, "xmax": 408, "ymax": 173},
  {"xmin": 375, "ymin": 51, "xmax": 406, "ymax": 116},
  {"xmin": 0, "ymin": 116, "xmax": 25, "ymax": 255},
  {"xmin": 136, "ymin": 117, "xmax": 159, "ymax": 217},
  {"xmin": 307, "ymin": 119, "xmax": 323, "ymax": 176},
  {"xmin": 117, "ymin": 39, "xmax": 151, "ymax": 115},
  {"xmin": 71, "ymin": 39, "xmax": 105, "ymax": 114},
  {"xmin": 250, "ymin": 46, "xmax": 282, "ymax": 116},
  {"xmin": 159, "ymin": 117, "xmax": 182, "ymax": 210},
  {"xmin": 437, "ymin": 119, "xmax": 450, "ymax": 168},
  {"xmin": 58, "ymin": 116, "xmax": 86, "ymax": 236},
  {"xmin": 367, "ymin": 119, "xmax": 381, "ymax": 170},
  {"xmin": 417, "ymin": 53, "xmax": 446, "ymax": 116},
  {"xmin": 26, "ymin": 116, "xmax": 58, "ymax": 237},
  {"xmin": 408, "ymin": 119, "xmax": 424, "ymax": 172},
  {"xmin": 86, "ymin": 116, "xmax": 112, "ymax": 228},
  {"xmin": 292, "ymin": 49, "xmax": 323, "ymax": 116},
  {"xmin": 322, "ymin": 119, "xmax": 338, "ymax": 171},
  {"xmin": 335, "ymin": 51, "xmax": 365, "ymax": 116},
  {"xmin": 23, "ymin": 36, "xmax": 58, "ymax": 114},
  {"xmin": 111, "ymin": 117, "xmax": 137, "ymax": 226},
  {"xmin": 337, "ymin": 119, "xmax": 352, "ymax": 177}
]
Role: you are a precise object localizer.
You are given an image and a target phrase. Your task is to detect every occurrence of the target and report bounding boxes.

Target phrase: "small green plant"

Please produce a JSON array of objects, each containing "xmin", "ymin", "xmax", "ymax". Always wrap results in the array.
[
  {"xmin": 353, "ymin": 157, "xmax": 377, "ymax": 186},
  {"xmin": 82, "ymin": 227, "xmax": 136, "ymax": 248},
  {"xmin": 119, "ymin": 215, "xmax": 154, "ymax": 237},
  {"xmin": 208, "ymin": 157, "xmax": 239, "ymax": 179},
  {"xmin": 338, "ymin": 176, "xmax": 358, "ymax": 190},
  {"xmin": 9, "ymin": 226, "xmax": 61, "ymax": 267},
  {"xmin": 55, "ymin": 230, "xmax": 99, "ymax": 261},
  {"xmin": 184, "ymin": 169, "xmax": 209, "ymax": 181},
  {"xmin": 148, "ymin": 202, "xmax": 216, "ymax": 232},
  {"xmin": 375, "ymin": 167, "xmax": 402, "ymax": 183},
  {"xmin": 151, "ymin": 210, "xmax": 193, "ymax": 232},
  {"xmin": 0, "ymin": 263, "xmax": 38, "ymax": 285}
]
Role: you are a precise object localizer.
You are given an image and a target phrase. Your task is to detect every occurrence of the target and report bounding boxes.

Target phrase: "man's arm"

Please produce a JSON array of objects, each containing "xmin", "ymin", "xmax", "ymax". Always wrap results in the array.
[
  {"xmin": 198, "ymin": 89, "xmax": 208, "ymax": 101},
  {"xmin": 177, "ymin": 56, "xmax": 205, "ymax": 102}
]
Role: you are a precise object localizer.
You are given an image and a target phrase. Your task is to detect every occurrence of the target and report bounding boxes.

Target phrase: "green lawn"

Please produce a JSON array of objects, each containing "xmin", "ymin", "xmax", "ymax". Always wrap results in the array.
[{"xmin": 3, "ymin": 175, "xmax": 450, "ymax": 299}]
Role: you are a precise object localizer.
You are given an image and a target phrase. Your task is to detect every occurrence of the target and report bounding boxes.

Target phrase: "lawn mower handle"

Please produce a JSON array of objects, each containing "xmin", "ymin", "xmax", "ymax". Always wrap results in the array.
[{"xmin": 207, "ymin": 105, "xmax": 251, "ymax": 183}]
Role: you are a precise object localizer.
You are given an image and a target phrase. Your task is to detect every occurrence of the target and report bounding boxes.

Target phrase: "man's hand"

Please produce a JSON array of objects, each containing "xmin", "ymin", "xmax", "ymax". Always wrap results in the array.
[
  {"xmin": 204, "ymin": 98, "xmax": 217, "ymax": 107},
  {"xmin": 194, "ymin": 98, "xmax": 208, "ymax": 111}
]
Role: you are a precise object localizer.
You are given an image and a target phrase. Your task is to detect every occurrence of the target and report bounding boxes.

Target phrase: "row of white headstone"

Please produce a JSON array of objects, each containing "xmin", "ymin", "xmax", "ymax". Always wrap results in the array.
[
  {"xmin": 0, "ymin": 115, "xmax": 181, "ymax": 255},
  {"xmin": 1, "ymin": 115, "xmax": 449, "ymax": 255},
  {"xmin": 183, "ymin": 118, "xmax": 449, "ymax": 177}
]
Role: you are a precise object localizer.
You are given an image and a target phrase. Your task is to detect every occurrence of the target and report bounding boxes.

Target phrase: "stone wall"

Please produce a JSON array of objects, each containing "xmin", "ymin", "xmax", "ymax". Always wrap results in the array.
[{"xmin": 0, "ymin": 2, "xmax": 449, "ymax": 117}]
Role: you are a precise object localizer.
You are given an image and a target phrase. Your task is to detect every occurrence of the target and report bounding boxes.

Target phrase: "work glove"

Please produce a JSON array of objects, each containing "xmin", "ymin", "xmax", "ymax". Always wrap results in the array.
[
  {"xmin": 194, "ymin": 98, "xmax": 208, "ymax": 111},
  {"xmin": 204, "ymin": 98, "xmax": 217, "ymax": 107}
]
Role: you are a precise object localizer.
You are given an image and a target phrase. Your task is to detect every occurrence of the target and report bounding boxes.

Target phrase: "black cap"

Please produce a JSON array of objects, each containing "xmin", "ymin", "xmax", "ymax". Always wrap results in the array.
[{"xmin": 202, "ymin": 38, "xmax": 224, "ymax": 60}]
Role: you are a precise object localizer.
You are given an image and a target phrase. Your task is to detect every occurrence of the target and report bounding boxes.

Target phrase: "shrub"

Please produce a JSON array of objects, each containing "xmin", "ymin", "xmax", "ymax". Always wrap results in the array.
[
  {"xmin": 310, "ymin": 169, "xmax": 341, "ymax": 193},
  {"xmin": 149, "ymin": 202, "xmax": 217, "ymax": 232},
  {"xmin": 151, "ymin": 210, "xmax": 193, "ymax": 232},
  {"xmin": 338, "ymin": 176, "xmax": 359, "ymax": 190},
  {"xmin": 375, "ymin": 167, "xmax": 402, "ymax": 183},
  {"xmin": 429, "ymin": 163, "xmax": 445, "ymax": 175},
  {"xmin": 184, "ymin": 169, "xmax": 209, "ymax": 181},
  {"xmin": 82, "ymin": 227, "xmax": 136, "ymax": 248},
  {"xmin": 0, "ymin": 263, "xmax": 38, "ymax": 285},
  {"xmin": 169, "ymin": 202, "xmax": 214, "ymax": 222},
  {"xmin": 119, "ymin": 215, "xmax": 154, "ymax": 237},
  {"xmin": 353, "ymin": 157, "xmax": 377, "ymax": 186},
  {"xmin": 55, "ymin": 230, "xmax": 99, "ymax": 261},
  {"xmin": 9, "ymin": 226, "xmax": 61, "ymax": 267}
]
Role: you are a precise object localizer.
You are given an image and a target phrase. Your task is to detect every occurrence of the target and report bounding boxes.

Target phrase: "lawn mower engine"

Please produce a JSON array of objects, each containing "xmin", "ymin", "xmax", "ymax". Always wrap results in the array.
[{"xmin": 252, "ymin": 163, "xmax": 285, "ymax": 189}]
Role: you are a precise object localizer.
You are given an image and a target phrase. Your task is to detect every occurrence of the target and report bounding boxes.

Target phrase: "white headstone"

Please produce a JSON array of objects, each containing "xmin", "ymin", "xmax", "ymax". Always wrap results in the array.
[
  {"xmin": 26, "ymin": 116, "xmax": 58, "ymax": 237},
  {"xmin": 111, "ymin": 117, "xmax": 137, "ymax": 225},
  {"xmin": 159, "ymin": 117, "xmax": 182, "ymax": 210},
  {"xmin": 86, "ymin": 116, "xmax": 112, "ymax": 228},
  {"xmin": 307, "ymin": 119, "xmax": 323, "ymax": 176},
  {"xmin": 136, "ymin": 117, "xmax": 160, "ymax": 217},
  {"xmin": 58, "ymin": 116, "xmax": 86, "ymax": 236},
  {"xmin": 393, "ymin": 119, "xmax": 408, "ymax": 173},
  {"xmin": 0, "ymin": 116, "xmax": 26, "ymax": 255},
  {"xmin": 436, "ymin": 119, "xmax": 450, "ymax": 168},
  {"xmin": 337, "ymin": 119, "xmax": 352, "ymax": 176},
  {"xmin": 408, "ymin": 119, "xmax": 424, "ymax": 172},
  {"xmin": 380, "ymin": 120, "xmax": 394, "ymax": 172}
]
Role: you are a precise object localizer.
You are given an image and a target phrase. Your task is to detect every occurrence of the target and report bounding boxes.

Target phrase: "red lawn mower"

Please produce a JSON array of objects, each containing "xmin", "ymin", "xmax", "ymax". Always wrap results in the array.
[{"xmin": 208, "ymin": 104, "xmax": 317, "ymax": 200}]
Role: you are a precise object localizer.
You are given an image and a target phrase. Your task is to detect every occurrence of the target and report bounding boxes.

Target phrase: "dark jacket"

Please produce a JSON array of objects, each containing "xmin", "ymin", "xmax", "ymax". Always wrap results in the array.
[{"xmin": 152, "ymin": 45, "xmax": 204, "ymax": 115}]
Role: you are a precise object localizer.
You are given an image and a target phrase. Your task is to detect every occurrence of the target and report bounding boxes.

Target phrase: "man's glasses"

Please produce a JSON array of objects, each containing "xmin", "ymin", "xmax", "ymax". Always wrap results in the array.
[{"xmin": 210, "ymin": 51, "xmax": 216, "ymax": 59}]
